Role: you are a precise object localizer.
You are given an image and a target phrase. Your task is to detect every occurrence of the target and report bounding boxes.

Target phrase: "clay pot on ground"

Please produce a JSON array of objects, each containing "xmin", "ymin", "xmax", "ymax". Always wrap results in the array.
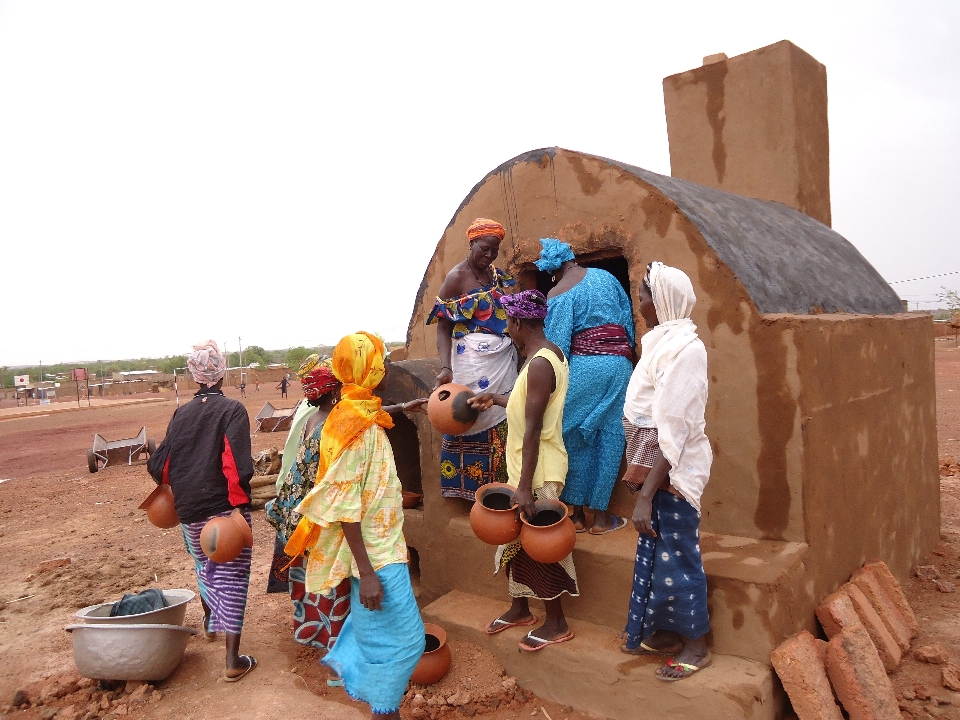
[
  {"xmin": 519, "ymin": 498, "xmax": 577, "ymax": 564},
  {"xmin": 427, "ymin": 383, "xmax": 479, "ymax": 436},
  {"xmin": 470, "ymin": 483, "xmax": 521, "ymax": 545},
  {"xmin": 410, "ymin": 622, "xmax": 451, "ymax": 685},
  {"xmin": 402, "ymin": 491, "xmax": 423, "ymax": 509},
  {"xmin": 229, "ymin": 509, "xmax": 253, "ymax": 548},
  {"xmin": 199, "ymin": 516, "xmax": 245, "ymax": 563},
  {"xmin": 138, "ymin": 484, "xmax": 179, "ymax": 529}
]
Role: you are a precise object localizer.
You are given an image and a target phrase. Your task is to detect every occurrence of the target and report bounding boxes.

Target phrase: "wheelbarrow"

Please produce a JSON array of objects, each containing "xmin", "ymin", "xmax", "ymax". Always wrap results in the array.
[
  {"xmin": 87, "ymin": 426, "xmax": 156, "ymax": 473},
  {"xmin": 255, "ymin": 401, "xmax": 298, "ymax": 433}
]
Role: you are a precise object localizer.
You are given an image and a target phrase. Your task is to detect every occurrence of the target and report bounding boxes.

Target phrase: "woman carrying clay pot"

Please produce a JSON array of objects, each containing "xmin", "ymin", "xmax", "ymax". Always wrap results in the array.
[
  {"xmin": 469, "ymin": 290, "xmax": 578, "ymax": 652},
  {"xmin": 146, "ymin": 340, "xmax": 257, "ymax": 682},
  {"xmin": 426, "ymin": 217, "xmax": 518, "ymax": 501},
  {"xmin": 620, "ymin": 263, "xmax": 713, "ymax": 681},
  {"xmin": 285, "ymin": 332, "xmax": 425, "ymax": 719},
  {"xmin": 537, "ymin": 238, "xmax": 635, "ymax": 535},
  {"xmin": 265, "ymin": 356, "xmax": 352, "ymax": 679}
]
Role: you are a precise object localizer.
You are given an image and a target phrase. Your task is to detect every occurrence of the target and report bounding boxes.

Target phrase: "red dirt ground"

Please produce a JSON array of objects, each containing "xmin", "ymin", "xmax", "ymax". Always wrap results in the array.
[{"xmin": 1, "ymin": 344, "xmax": 959, "ymax": 720}]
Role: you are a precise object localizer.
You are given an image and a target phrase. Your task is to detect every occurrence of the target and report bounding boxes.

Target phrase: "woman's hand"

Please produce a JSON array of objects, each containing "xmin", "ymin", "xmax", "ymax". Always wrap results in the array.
[
  {"xmin": 468, "ymin": 393, "xmax": 494, "ymax": 412},
  {"xmin": 358, "ymin": 572, "xmax": 384, "ymax": 611},
  {"xmin": 632, "ymin": 494, "xmax": 657, "ymax": 537},
  {"xmin": 435, "ymin": 367, "xmax": 453, "ymax": 388},
  {"xmin": 512, "ymin": 485, "xmax": 537, "ymax": 523}
]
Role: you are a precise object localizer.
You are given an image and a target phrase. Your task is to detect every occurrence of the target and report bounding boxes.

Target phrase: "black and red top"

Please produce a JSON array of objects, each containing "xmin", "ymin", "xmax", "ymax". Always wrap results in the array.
[{"xmin": 147, "ymin": 388, "xmax": 253, "ymax": 525}]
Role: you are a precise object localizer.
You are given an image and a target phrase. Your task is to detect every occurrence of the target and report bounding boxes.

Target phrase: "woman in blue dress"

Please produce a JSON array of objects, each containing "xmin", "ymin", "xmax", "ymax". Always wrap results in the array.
[{"xmin": 538, "ymin": 239, "xmax": 635, "ymax": 534}]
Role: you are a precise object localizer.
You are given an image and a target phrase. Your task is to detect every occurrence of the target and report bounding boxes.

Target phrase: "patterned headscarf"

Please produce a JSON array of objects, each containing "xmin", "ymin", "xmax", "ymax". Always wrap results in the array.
[
  {"xmin": 534, "ymin": 238, "xmax": 575, "ymax": 273},
  {"xmin": 300, "ymin": 359, "xmax": 339, "ymax": 401},
  {"xmin": 296, "ymin": 354, "xmax": 321, "ymax": 379},
  {"xmin": 187, "ymin": 340, "xmax": 226, "ymax": 386},
  {"xmin": 285, "ymin": 332, "xmax": 395, "ymax": 560},
  {"xmin": 467, "ymin": 218, "xmax": 505, "ymax": 242},
  {"xmin": 500, "ymin": 289, "xmax": 549, "ymax": 320}
]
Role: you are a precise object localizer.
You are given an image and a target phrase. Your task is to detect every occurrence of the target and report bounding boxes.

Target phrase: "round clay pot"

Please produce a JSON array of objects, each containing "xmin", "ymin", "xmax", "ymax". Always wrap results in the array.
[
  {"xmin": 402, "ymin": 491, "xmax": 423, "ymax": 509},
  {"xmin": 138, "ymin": 484, "xmax": 179, "ymax": 529},
  {"xmin": 470, "ymin": 483, "xmax": 521, "ymax": 545},
  {"xmin": 199, "ymin": 516, "xmax": 245, "ymax": 563},
  {"xmin": 519, "ymin": 498, "xmax": 577, "ymax": 564},
  {"xmin": 229, "ymin": 508, "xmax": 254, "ymax": 548},
  {"xmin": 410, "ymin": 623, "xmax": 451, "ymax": 686},
  {"xmin": 427, "ymin": 383, "xmax": 479, "ymax": 436}
]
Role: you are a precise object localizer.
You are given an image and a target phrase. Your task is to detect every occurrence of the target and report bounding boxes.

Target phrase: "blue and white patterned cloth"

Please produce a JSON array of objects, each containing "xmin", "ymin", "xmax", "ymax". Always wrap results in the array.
[{"xmin": 623, "ymin": 490, "xmax": 710, "ymax": 646}]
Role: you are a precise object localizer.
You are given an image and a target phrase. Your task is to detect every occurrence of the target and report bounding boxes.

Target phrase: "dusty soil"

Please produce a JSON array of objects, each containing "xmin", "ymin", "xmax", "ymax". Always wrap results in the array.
[
  {"xmin": 1, "ymin": 346, "xmax": 959, "ymax": 720},
  {"xmin": 0, "ymin": 384, "xmax": 578, "ymax": 720}
]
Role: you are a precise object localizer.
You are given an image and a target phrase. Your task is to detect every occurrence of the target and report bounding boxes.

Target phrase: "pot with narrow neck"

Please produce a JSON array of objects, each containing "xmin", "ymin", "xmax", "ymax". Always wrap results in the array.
[{"xmin": 427, "ymin": 383, "xmax": 479, "ymax": 436}]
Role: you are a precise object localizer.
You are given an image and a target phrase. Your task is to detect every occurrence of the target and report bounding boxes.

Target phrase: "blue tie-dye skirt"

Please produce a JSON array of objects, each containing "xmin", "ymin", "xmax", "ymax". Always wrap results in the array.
[
  {"xmin": 623, "ymin": 490, "xmax": 710, "ymax": 648},
  {"xmin": 323, "ymin": 563, "xmax": 425, "ymax": 714}
]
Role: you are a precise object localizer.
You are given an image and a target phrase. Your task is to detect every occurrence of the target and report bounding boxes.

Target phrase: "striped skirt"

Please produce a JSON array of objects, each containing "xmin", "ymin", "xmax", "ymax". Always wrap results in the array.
[
  {"xmin": 496, "ymin": 481, "xmax": 579, "ymax": 601},
  {"xmin": 181, "ymin": 509, "xmax": 252, "ymax": 634}
]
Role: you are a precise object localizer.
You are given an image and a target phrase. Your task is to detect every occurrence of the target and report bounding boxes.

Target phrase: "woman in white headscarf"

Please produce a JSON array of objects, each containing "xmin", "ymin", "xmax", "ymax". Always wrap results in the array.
[{"xmin": 619, "ymin": 263, "xmax": 713, "ymax": 681}]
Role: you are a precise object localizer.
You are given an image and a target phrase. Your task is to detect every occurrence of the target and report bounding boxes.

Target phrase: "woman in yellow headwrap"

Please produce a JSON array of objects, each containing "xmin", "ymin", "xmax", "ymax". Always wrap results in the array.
[{"xmin": 286, "ymin": 332, "xmax": 425, "ymax": 720}]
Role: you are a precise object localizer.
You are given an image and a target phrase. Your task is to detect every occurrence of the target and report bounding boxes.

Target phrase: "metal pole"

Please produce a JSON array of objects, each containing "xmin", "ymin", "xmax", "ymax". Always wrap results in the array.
[
  {"xmin": 238, "ymin": 336, "xmax": 243, "ymax": 375},
  {"xmin": 223, "ymin": 341, "xmax": 229, "ymax": 387}
]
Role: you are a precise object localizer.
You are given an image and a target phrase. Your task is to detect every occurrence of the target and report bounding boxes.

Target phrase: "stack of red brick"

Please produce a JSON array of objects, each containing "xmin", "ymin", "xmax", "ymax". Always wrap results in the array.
[{"xmin": 771, "ymin": 559, "xmax": 918, "ymax": 720}]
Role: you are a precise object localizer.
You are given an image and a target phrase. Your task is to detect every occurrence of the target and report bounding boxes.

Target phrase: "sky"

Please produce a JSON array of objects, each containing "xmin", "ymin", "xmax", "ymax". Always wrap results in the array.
[{"xmin": 1, "ymin": 1, "xmax": 958, "ymax": 367}]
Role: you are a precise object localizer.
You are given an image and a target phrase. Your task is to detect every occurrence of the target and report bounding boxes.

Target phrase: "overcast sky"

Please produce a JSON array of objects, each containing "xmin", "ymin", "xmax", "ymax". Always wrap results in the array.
[{"xmin": 1, "ymin": 1, "xmax": 957, "ymax": 367}]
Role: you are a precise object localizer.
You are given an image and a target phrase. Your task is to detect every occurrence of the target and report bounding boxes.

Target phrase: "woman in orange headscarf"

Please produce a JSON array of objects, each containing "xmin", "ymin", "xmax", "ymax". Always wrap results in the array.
[{"xmin": 286, "ymin": 332, "xmax": 425, "ymax": 720}]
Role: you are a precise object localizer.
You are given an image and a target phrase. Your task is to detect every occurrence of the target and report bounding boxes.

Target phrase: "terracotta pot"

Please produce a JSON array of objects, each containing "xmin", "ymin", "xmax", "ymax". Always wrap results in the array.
[
  {"xmin": 427, "ymin": 383, "xmax": 479, "ymax": 436},
  {"xmin": 470, "ymin": 483, "xmax": 521, "ymax": 545},
  {"xmin": 410, "ymin": 623, "xmax": 451, "ymax": 685},
  {"xmin": 519, "ymin": 498, "xmax": 576, "ymax": 564},
  {"xmin": 138, "ymin": 484, "xmax": 179, "ymax": 529},
  {"xmin": 199, "ymin": 516, "xmax": 245, "ymax": 563},
  {"xmin": 402, "ymin": 491, "xmax": 423, "ymax": 509},
  {"xmin": 229, "ymin": 508, "xmax": 254, "ymax": 548}
]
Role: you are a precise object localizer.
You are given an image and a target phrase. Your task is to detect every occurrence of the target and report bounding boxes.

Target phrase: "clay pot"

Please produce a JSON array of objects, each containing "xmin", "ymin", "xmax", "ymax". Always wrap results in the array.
[
  {"xmin": 470, "ymin": 483, "xmax": 521, "ymax": 545},
  {"xmin": 410, "ymin": 623, "xmax": 451, "ymax": 686},
  {"xmin": 138, "ymin": 484, "xmax": 179, "ymax": 529},
  {"xmin": 519, "ymin": 498, "xmax": 577, "ymax": 564},
  {"xmin": 199, "ymin": 516, "xmax": 245, "ymax": 563},
  {"xmin": 427, "ymin": 383, "xmax": 479, "ymax": 436},
  {"xmin": 402, "ymin": 491, "xmax": 423, "ymax": 509},
  {"xmin": 229, "ymin": 508, "xmax": 253, "ymax": 548}
]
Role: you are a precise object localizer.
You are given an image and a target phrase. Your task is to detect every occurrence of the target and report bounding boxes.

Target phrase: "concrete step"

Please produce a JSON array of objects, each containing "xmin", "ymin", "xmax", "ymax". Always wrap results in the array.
[
  {"xmin": 421, "ymin": 590, "xmax": 785, "ymax": 720},
  {"xmin": 441, "ymin": 516, "xmax": 812, "ymax": 663}
]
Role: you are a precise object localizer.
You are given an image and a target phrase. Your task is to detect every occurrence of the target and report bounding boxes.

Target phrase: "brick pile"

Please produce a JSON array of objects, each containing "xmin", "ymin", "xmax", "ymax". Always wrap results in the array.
[{"xmin": 771, "ymin": 560, "xmax": 920, "ymax": 720}]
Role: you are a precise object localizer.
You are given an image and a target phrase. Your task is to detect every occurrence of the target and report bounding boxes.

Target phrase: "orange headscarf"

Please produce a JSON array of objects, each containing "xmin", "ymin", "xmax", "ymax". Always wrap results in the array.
[
  {"xmin": 466, "ymin": 218, "xmax": 505, "ymax": 242},
  {"xmin": 284, "ymin": 331, "xmax": 394, "ymax": 559}
]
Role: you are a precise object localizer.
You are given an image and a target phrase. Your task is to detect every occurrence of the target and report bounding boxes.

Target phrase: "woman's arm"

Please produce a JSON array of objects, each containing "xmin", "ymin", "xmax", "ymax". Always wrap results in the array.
[
  {"xmin": 341, "ymin": 522, "xmax": 383, "ymax": 610},
  {"xmin": 435, "ymin": 318, "xmax": 454, "ymax": 386},
  {"xmin": 631, "ymin": 449, "xmax": 672, "ymax": 537},
  {"xmin": 513, "ymin": 357, "xmax": 554, "ymax": 520}
]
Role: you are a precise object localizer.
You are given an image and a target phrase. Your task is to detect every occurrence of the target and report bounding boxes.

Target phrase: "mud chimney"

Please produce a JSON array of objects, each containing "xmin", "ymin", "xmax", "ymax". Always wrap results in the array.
[{"xmin": 663, "ymin": 40, "xmax": 831, "ymax": 226}]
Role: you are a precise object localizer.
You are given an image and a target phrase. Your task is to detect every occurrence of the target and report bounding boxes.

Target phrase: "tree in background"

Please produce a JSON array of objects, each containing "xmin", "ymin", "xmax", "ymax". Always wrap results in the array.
[
  {"xmin": 160, "ymin": 355, "xmax": 187, "ymax": 374},
  {"xmin": 286, "ymin": 346, "xmax": 310, "ymax": 370},
  {"xmin": 940, "ymin": 287, "xmax": 960, "ymax": 314}
]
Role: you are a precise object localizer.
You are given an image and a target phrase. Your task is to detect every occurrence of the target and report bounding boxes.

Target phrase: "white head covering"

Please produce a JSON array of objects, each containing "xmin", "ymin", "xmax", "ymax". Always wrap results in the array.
[
  {"xmin": 648, "ymin": 261, "xmax": 696, "ymax": 323},
  {"xmin": 187, "ymin": 339, "xmax": 226, "ymax": 386}
]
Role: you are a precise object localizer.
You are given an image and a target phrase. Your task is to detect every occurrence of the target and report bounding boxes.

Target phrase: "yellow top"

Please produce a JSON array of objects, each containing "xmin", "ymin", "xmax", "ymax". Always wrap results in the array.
[
  {"xmin": 505, "ymin": 347, "xmax": 569, "ymax": 491},
  {"xmin": 297, "ymin": 424, "xmax": 407, "ymax": 594}
]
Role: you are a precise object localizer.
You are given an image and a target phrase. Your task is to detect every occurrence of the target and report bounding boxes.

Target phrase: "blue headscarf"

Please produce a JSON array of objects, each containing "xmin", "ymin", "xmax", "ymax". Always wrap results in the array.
[{"xmin": 534, "ymin": 238, "xmax": 575, "ymax": 273}]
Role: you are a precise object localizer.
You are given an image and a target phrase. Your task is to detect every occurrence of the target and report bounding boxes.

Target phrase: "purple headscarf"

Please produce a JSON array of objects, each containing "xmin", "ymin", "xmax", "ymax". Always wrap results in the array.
[{"xmin": 500, "ymin": 289, "xmax": 548, "ymax": 320}]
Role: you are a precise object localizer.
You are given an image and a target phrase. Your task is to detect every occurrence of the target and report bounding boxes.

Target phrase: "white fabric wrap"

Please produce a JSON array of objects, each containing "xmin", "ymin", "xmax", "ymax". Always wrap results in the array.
[
  {"xmin": 451, "ymin": 333, "xmax": 518, "ymax": 435},
  {"xmin": 622, "ymin": 262, "xmax": 712, "ymax": 512}
]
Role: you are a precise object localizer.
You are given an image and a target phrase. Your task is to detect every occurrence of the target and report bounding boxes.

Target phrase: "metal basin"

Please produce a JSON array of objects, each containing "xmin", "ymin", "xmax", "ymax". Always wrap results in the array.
[
  {"xmin": 65, "ymin": 623, "xmax": 197, "ymax": 681},
  {"xmin": 74, "ymin": 589, "xmax": 195, "ymax": 625}
]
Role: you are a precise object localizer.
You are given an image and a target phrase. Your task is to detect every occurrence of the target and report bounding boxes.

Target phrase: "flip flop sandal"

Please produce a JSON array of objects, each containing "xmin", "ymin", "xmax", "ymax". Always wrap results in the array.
[
  {"xmin": 589, "ymin": 515, "xmax": 629, "ymax": 535},
  {"xmin": 518, "ymin": 630, "xmax": 576, "ymax": 652},
  {"xmin": 656, "ymin": 655, "xmax": 712, "ymax": 681},
  {"xmin": 224, "ymin": 655, "xmax": 258, "ymax": 683},
  {"xmin": 326, "ymin": 677, "xmax": 344, "ymax": 687},
  {"xmin": 485, "ymin": 614, "xmax": 539, "ymax": 635},
  {"xmin": 620, "ymin": 640, "xmax": 684, "ymax": 656}
]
